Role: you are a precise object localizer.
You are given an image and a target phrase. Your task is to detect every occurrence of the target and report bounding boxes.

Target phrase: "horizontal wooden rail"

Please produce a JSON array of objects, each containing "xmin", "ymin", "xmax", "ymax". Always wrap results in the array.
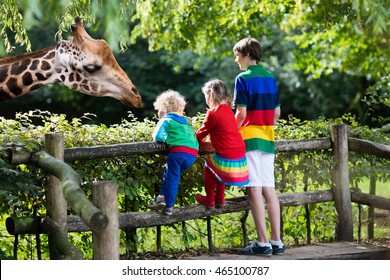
[
  {"xmin": 351, "ymin": 189, "xmax": 390, "ymax": 209},
  {"xmin": 64, "ymin": 141, "xmax": 168, "ymax": 162},
  {"xmin": 7, "ymin": 189, "xmax": 390, "ymax": 235},
  {"xmin": 276, "ymin": 138, "xmax": 331, "ymax": 153},
  {"xmin": 3, "ymin": 137, "xmax": 389, "ymax": 164},
  {"xmin": 7, "ymin": 190, "xmax": 332, "ymax": 234},
  {"xmin": 66, "ymin": 189, "xmax": 390, "ymax": 231},
  {"xmin": 63, "ymin": 138, "xmax": 333, "ymax": 161},
  {"xmin": 348, "ymin": 137, "xmax": 390, "ymax": 159}
]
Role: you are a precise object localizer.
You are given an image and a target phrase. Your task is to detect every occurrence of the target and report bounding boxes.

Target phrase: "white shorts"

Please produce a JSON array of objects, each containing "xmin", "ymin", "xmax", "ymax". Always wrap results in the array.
[{"xmin": 245, "ymin": 150, "xmax": 275, "ymax": 188}]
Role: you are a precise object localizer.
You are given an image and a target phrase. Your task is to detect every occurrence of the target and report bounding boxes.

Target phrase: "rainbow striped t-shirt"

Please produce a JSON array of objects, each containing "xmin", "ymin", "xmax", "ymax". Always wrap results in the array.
[{"xmin": 233, "ymin": 65, "xmax": 281, "ymax": 154}]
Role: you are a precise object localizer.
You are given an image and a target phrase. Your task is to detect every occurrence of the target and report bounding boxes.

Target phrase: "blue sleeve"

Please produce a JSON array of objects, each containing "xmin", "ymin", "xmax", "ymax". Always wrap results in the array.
[
  {"xmin": 152, "ymin": 118, "xmax": 170, "ymax": 142},
  {"xmin": 233, "ymin": 76, "xmax": 248, "ymax": 108}
]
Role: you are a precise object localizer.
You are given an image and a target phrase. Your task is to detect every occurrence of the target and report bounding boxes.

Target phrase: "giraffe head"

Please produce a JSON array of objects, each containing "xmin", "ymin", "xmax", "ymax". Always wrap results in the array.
[{"xmin": 55, "ymin": 17, "xmax": 141, "ymax": 107}]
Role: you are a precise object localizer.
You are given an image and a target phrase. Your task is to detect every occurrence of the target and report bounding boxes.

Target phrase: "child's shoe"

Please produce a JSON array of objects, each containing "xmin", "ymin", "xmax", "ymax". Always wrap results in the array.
[
  {"xmin": 215, "ymin": 199, "xmax": 226, "ymax": 208},
  {"xmin": 239, "ymin": 241, "xmax": 272, "ymax": 255},
  {"xmin": 148, "ymin": 195, "xmax": 166, "ymax": 210},
  {"xmin": 164, "ymin": 207, "xmax": 173, "ymax": 216},
  {"xmin": 195, "ymin": 194, "xmax": 215, "ymax": 209},
  {"xmin": 270, "ymin": 240, "xmax": 285, "ymax": 255}
]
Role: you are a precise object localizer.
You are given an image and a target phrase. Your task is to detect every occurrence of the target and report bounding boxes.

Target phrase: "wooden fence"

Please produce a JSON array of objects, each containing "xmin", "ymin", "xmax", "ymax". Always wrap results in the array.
[{"xmin": 3, "ymin": 124, "xmax": 390, "ymax": 259}]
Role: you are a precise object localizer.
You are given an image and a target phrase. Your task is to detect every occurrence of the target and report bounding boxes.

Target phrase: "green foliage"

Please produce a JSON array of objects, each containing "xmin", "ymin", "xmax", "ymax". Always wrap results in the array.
[
  {"xmin": 1, "ymin": 1, "xmax": 388, "ymax": 127},
  {"xmin": 281, "ymin": 0, "xmax": 389, "ymax": 79},
  {"xmin": 1, "ymin": 0, "xmax": 389, "ymax": 259},
  {"xmin": 0, "ymin": 159, "xmax": 43, "ymax": 216},
  {"xmin": 0, "ymin": 0, "xmax": 31, "ymax": 53},
  {"xmin": 131, "ymin": 0, "xmax": 280, "ymax": 56},
  {"xmin": 362, "ymin": 80, "xmax": 390, "ymax": 126},
  {"xmin": 0, "ymin": 0, "xmax": 135, "ymax": 54},
  {"xmin": 2, "ymin": 0, "xmax": 388, "ymax": 83}
]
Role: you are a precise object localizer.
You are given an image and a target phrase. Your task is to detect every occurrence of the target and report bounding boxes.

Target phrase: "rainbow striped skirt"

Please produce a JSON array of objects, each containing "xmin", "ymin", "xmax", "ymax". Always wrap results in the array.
[{"xmin": 205, "ymin": 153, "xmax": 249, "ymax": 187}]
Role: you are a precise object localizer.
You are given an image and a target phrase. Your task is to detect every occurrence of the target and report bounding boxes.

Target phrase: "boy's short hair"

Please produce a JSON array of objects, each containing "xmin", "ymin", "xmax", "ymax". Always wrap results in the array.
[
  {"xmin": 153, "ymin": 89, "xmax": 186, "ymax": 115},
  {"xmin": 233, "ymin": 38, "xmax": 263, "ymax": 63}
]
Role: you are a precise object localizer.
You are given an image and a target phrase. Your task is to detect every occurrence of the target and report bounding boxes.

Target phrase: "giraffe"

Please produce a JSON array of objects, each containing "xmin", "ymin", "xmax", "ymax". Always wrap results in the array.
[{"xmin": 0, "ymin": 17, "xmax": 141, "ymax": 107}]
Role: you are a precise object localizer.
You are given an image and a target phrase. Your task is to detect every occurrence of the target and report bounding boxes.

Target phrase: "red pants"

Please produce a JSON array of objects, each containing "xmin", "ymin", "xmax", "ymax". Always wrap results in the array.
[{"xmin": 204, "ymin": 165, "xmax": 226, "ymax": 205}]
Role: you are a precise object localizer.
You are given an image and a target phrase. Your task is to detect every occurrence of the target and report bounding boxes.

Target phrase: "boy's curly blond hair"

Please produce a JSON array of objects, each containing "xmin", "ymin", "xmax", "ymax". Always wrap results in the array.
[{"xmin": 153, "ymin": 89, "xmax": 187, "ymax": 117}]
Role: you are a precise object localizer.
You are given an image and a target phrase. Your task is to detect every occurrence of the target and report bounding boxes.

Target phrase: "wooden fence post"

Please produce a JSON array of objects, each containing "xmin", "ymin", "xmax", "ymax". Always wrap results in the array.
[
  {"xmin": 92, "ymin": 181, "xmax": 119, "ymax": 260},
  {"xmin": 45, "ymin": 133, "xmax": 67, "ymax": 259},
  {"xmin": 331, "ymin": 124, "xmax": 353, "ymax": 241}
]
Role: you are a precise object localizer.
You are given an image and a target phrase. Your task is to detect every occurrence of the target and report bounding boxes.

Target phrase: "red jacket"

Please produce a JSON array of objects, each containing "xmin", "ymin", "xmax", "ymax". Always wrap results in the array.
[{"xmin": 196, "ymin": 104, "xmax": 246, "ymax": 159}]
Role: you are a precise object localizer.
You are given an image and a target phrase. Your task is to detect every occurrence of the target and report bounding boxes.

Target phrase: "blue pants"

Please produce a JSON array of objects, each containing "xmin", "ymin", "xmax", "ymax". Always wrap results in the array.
[{"xmin": 160, "ymin": 152, "xmax": 196, "ymax": 208}]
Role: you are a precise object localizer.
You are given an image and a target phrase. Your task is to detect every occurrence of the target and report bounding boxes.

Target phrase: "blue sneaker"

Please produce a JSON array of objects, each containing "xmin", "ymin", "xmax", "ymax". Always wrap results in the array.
[
  {"xmin": 239, "ymin": 241, "xmax": 272, "ymax": 255},
  {"xmin": 271, "ymin": 243, "xmax": 285, "ymax": 255},
  {"xmin": 163, "ymin": 208, "xmax": 173, "ymax": 216},
  {"xmin": 148, "ymin": 195, "xmax": 166, "ymax": 210}
]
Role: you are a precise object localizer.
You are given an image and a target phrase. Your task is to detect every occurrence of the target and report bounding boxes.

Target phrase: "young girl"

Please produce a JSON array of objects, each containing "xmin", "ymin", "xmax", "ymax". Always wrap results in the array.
[
  {"xmin": 149, "ymin": 89, "xmax": 199, "ymax": 215},
  {"xmin": 195, "ymin": 79, "xmax": 249, "ymax": 208}
]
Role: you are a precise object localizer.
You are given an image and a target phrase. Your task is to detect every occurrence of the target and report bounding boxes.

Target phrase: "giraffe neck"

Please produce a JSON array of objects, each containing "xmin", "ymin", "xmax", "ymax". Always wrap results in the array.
[{"xmin": 0, "ymin": 46, "xmax": 60, "ymax": 102}]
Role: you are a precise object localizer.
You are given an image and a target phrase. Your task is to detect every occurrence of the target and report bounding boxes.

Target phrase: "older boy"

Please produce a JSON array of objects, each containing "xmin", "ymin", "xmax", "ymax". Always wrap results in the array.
[{"xmin": 233, "ymin": 38, "xmax": 285, "ymax": 255}]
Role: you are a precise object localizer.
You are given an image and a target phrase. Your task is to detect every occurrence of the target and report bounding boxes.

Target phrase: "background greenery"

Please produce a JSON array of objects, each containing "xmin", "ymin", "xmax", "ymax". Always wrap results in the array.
[{"xmin": 0, "ymin": 0, "xmax": 388, "ymax": 125}]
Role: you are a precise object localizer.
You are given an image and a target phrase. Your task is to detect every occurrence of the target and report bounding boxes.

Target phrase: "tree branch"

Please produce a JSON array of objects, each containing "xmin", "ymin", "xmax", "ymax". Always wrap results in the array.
[{"xmin": 31, "ymin": 151, "xmax": 108, "ymax": 232}]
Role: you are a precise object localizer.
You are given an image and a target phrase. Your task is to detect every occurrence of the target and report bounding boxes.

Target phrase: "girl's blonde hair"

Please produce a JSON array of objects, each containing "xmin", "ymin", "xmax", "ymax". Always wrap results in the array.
[
  {"xmin": 202, "ymin": 79, "xmax": 232, "ymax": 108},
  {"xmin": 153, "ymin": 89, "xmax": 186, "ymax": 116}
]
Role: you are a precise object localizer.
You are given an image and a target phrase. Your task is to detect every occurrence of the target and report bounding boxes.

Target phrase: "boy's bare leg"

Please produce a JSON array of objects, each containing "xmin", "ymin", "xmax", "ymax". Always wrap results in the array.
[
  {"xmin": 247, "ymin": 187, "xmax": 269, "ymax": 243},
  {"xmin": 262, "ymin": 187, "xmax": 281, "ymax": 241}
]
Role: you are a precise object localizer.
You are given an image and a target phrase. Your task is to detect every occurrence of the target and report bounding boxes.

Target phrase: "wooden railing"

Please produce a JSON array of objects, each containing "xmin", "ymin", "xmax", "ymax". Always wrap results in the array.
[{"xmin": 3, "ymin": 124, "xmax": 390, "ymax": 259}]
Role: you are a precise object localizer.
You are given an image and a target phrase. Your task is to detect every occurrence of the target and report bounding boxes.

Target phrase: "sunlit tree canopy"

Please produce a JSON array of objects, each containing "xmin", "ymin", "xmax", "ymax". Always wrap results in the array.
[{"xmin": 1, "ymin": 0, "xmax": 388, "ymax": 124}]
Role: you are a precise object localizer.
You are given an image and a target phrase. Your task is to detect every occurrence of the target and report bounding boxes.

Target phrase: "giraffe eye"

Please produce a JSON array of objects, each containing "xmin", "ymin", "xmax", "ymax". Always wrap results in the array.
[{"xmin": 83, "ymin": 65, "xmax": 101, "ymax": 73}]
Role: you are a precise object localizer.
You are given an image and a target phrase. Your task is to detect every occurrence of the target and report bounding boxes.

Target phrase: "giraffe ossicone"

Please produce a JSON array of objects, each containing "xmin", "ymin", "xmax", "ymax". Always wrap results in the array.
[{"xmin": 0, "ymin": 16, "xmax": 141, "ymax": 108}]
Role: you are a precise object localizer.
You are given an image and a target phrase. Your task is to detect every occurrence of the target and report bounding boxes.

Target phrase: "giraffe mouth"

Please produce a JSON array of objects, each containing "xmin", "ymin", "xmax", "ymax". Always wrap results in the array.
[
  {"xmin": 122, "ymin": 100, "xmax": 142, "ymax": 108},
  {"xmin": 121, "ymin": 93, "xmax": 142, "ymax": 108}
]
